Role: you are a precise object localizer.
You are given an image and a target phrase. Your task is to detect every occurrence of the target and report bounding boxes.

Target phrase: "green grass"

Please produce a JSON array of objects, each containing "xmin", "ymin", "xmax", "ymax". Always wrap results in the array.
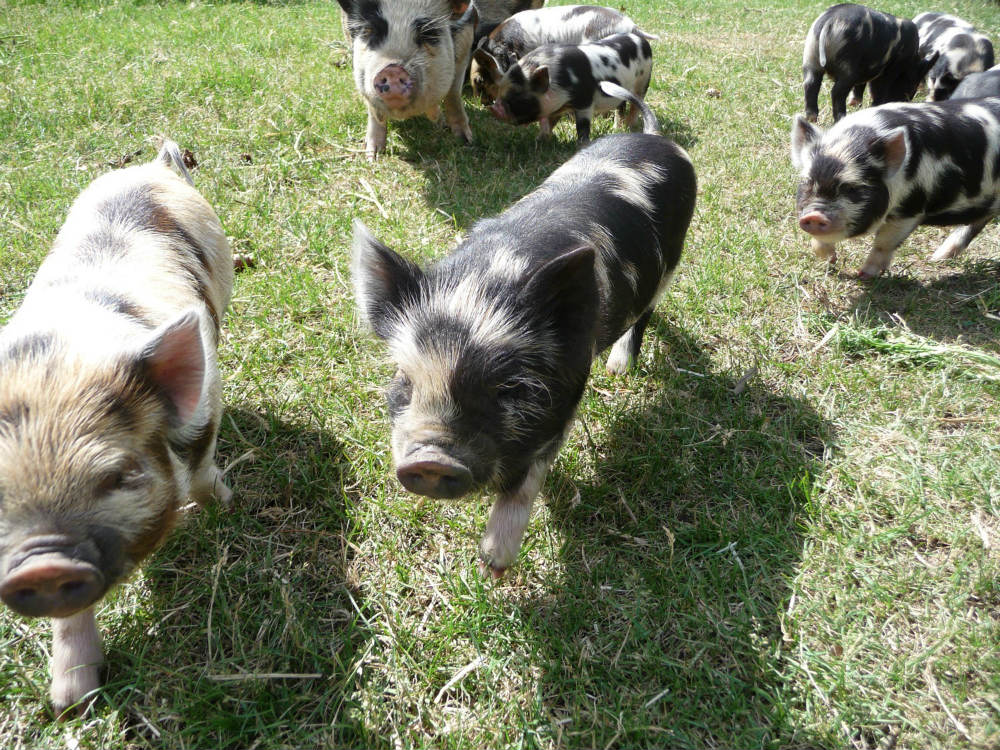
[{"xmin": 1, "ymin": 0, "xmax": 999, "ymax": 747}]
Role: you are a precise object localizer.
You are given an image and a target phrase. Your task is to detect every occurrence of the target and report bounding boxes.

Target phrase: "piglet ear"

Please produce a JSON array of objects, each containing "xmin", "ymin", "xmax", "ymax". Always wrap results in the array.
[
  {"xmin": 473, "ymin": 47, "xmax": 501, "ymax": 80},
  {"xmin": 879, "ymin": 128, "xmax": 908, "ymax": 178},
  {"xmin": 790, "ymin": 114, "xmax": 822, "ymax": 169},
  {"xmin": 519, "ymin": 246, "xmax": 596, "ymax": 318},
  {"xmin": 351, "ymin": 219, "xmax": 425, "ymax": 340},
  {"xmin": 138, "ymin": 310, "xmax": 205, "ymax": 426},
  {"xmin": 335, "ymin": 0, "xmax": 353, "ymax": 14},
  {"xmin": 450, "ymin": 0, "xmax": 470, "ymax": 18},
  {"xmin": 530, "ymin": 66, "xmax": 550, "ymax": 94}
]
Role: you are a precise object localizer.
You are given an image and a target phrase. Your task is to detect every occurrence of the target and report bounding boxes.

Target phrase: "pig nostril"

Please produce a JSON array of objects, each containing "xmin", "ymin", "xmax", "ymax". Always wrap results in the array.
[{"xmin": 60, "ymin": 580, "xmax": 86, "ymax": 596}]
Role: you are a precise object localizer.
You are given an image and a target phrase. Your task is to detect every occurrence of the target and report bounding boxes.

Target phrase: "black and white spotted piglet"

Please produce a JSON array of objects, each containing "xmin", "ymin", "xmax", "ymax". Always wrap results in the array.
[
  {"xmin": 802, "ymin": 3, "xmax": 926, "ymax": 123},
  {"xmin": 914, "ymin": 13, "xmax": 995, "ymax": 102},
  {"xmin": 352, "ymin": 132, "xmax": 695, "ymax": 577},
  {"xmin": 952, "ymin": 65, "xmax": 1000, "ymax": 99},
  {"xmin": 791, "ymin": 98, "xmax": 1000, "ymax": 278},
  {"xmin": 482, "ymin": 32, "xmax": 653, "ymax": 143}
]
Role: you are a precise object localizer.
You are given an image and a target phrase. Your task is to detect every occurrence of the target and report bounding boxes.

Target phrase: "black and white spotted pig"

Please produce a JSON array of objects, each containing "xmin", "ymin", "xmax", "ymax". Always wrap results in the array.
[
  {"xmin": 0, "ymin": 141, "xmax": 232, "ymax": 715},
  {"xmin": 914, "ymin": 13, "xmax": 995, "ymax": 102},
  {"xmin": 482, "ymin": 32, "xmax": 653, "ymax": 143},
  {"xmin": 351, "ymin": 126, "xmax": 695, "ymax": 578},
  {"xmin": 471, "ymin": 5, "xmax": 650, "ymax": 105},
  {"xmin": 952, "ymin": 66, "xmax": 1000, "ymax": 99},
  {"xmin": 337, "ymin": 0, "xmax": 477, "ymax": 158},
  {"xmin": 802, "ymin": 3, "xmax": 926, "ymax": 123},
  {"xmin": 790, "ymin": 99, "xmax": 1000, "ymax": 278}
]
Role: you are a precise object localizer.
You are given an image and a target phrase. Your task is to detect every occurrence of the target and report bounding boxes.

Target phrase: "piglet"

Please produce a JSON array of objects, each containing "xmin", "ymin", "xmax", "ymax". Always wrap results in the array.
[
  {"xmin": 338, "ymin": 0, "xmax": 478, "ymax": 158},
  {"xmin": 791, "ymin": 99, "xmax": 1000, "ymax": 278},
  {"xmin": 914, "ymin": 12, "xmax": 995, "ymax": 101},
  {"xmin": 480, "ymin": 32, "xmax": 654, "ymax": 143},
  {"xmin": 952, "ymin": 65, "xmax": 1000, "ymax": 99},
  {"xmin": 0, "ymin": 141, "xmax": 233, "ymax": 716},
  {"xmin": 351, "ymin": 104, "xmax": 695, "ymax": 577},
  {"xmin": 802, "ymin": 3, "xmax": 926, "ymax": 123}
]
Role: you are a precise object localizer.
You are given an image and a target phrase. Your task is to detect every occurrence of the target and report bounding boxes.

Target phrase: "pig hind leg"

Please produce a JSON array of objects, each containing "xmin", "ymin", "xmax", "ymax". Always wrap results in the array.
[
  {"xmin": 574, "ymin": 105, "xmax": 594, "ymax": 144},
  {"xmin": 479, "ymin": 459, "xmax": 550, "ymax": 578},
  {"xmin": 50, "ymin": 607, "xmax": 102, "ymax": 717},
  {"xmin": 803, "ymin": 66, "xmax": 823, "ymax": 123},
  {"xmin": 930, "ymin": 216, "xmax": 995, "ymax": 261},
  {"xmin": 829, "ymin": 78, "xmax": 854, "ymax": 122},
  {"xmin": 606, "ymin": 308, "xmax": 654, "ymax": 375},
  {"xmin": 848, "ymin": 83, "xmax": 865, "ymax": 107}
]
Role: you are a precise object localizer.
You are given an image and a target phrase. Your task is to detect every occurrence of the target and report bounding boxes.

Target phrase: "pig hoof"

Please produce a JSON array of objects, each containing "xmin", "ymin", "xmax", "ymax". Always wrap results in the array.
[
  {"xmin": 805, "ymin": 113, "xmax": 818, "ymax": 124},
  {"xmin": 930, "ymin": 243, "xmax": 961, "ymax": 262},
  {"xmin": 857, "ymin": 266, "xmax": 883, "ymax": 280},
  {"xmin": 847, "ymin": 95, "xmax": 861, "ymax": 108},
  {"xmin": 51, "ymin": 666, "xmax": 100, "ymax": 720},
  {"xmin": 477, "ymin": 559, "xmax": 506, "ymax": 580}
]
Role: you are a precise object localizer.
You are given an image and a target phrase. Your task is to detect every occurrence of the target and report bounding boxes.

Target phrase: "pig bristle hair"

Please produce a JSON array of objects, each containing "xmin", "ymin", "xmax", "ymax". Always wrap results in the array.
[{"xmin": 155, "ymin": 139, "xmax": 194, "ymax": 186}]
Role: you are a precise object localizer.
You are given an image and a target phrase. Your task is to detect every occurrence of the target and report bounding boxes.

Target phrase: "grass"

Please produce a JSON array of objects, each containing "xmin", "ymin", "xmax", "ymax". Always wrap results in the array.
[{"xmin": 1, "ymin": 0, "xmax": 998, "ymax": 747}]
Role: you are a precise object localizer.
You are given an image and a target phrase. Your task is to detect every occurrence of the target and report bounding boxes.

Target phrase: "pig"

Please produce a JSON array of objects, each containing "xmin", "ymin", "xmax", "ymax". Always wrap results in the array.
[
  {"xmin": 473, "ymin": 0, "xmax": 545, "ymax": 47},
  {"xmin": 802, "ymin": 3, "xmax": 926, "ymax": 123},
  {"xmin": 351, "ymin": 106, "xmax": 695, "ymax": 578},
  {"xmin": 790, "ymin": 98, "xmax": 1000, "ymax": 278},
  {"xmin": 952, "ymin": 65, "xmax": 1000, "ymax": 99},
  {"xmin": 337, "ymin": 0, "xmax": 478, "ymax": 158},
  {"xmin": 470, "ymin": 5, "xmax": 651, "ymax": 105},
  {"xmin": 0, "ymin": 141, "xmax": 233, "ymax": 716},
  {"xmin": 480, "ymin": 32, "xmax": 654, "ymax": 143},
  {"xmin": 914, "ymin": 12, "xmax": 995, "ymax": 102}
]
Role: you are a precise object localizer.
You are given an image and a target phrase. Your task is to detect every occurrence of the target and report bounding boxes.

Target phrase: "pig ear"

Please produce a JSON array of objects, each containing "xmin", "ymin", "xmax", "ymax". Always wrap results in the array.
[
  {"xmin": 473, "ymin": 48, "xmax": 501, "ymax": 80},
  {"xmin": 351, "ymin": 219, "xmax": 425, "ymax": 340},
  {"xmin": 878, "ymin": 128, "xmax": 908, "ymax": 178},
  {"xmin": 450, "ymin": 0, "xmax": 470, "ymax": 17},
  {"xmin": 518, "ymin": 246, "xmax": 596, "ymax": 319},
  {"xmin": 138, "ymin": 310, "xmax": 205, "ymax": 426},
  {"xmin": 335, "ymin": 0, "xmax": 353, "ymax": 14},
  {"xmin": 790, "ymin": 114, "xmax": 822, "ymax": 169},
  {"xmin": 530, "ymin": 66, "xmax": 550, "ymax": 94}
]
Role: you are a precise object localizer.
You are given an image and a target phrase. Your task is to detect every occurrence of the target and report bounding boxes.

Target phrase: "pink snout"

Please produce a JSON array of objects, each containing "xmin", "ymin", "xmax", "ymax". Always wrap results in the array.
[
  {"xmin": 488, "ymin": 100, "xmax": 510, "ymax": 122},
  {"xmin": 0, "ymin": 552, "xmax": 104, "ymax": 618},
  {"xmin": 373, "ymin": 64, "xmax": 414, "ymax": 107},
  {"xmin": 396, "ymin": 448, "xmax": 473, "ymax": 500},
  {"xmin": 798, "ymin": 211, "xmax": 832, "ymax": 235}
]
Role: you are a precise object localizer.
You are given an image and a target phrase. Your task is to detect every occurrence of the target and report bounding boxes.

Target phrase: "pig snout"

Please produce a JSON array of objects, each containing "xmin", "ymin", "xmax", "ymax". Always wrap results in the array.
[
  {"xmin": 396, "ymin": 447, "xmax": 473, "ymax": 499},
  {"xmin": 373, "ymin": 64, "xmax": 415, "ymax": 107},
  {"xmin": 488, "ymin": 100, "xmax": 510, "ymax": 121},
  {"xmin": 798, "ymin": 210, "xmax": 832, "ymax": 234},
  {"xmin": 0, "ymin": 536, "xmax": 105, "ymax": 618}
]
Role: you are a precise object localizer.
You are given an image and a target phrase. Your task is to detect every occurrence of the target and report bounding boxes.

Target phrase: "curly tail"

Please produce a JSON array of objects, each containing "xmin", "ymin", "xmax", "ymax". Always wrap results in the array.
[{"xmin": 598, "ymin": 81, "xmax": 660, "ymax": 135}]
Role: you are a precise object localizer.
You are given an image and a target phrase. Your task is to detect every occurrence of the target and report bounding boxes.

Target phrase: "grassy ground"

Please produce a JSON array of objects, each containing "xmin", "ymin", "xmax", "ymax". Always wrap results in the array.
[{"xmin": 1, "ymin": 0, "xmax": 999, "ymax": 747}]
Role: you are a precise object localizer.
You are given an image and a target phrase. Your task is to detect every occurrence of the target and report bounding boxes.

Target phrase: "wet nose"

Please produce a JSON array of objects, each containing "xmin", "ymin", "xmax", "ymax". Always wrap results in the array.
[
  {"xmin": 799, "ymin": 211, "xmax": 831, "ymax": 234},
  {"xmin": 0, "ymin": 554, "xmax": 104, "ymax": 618},
  {"xmin": 374, "ymin": 65, "xmax": 413, "ymax": 101},
  {"xmin": 396, "ymin": 454, "xmax": 473, "ymax": 499}
]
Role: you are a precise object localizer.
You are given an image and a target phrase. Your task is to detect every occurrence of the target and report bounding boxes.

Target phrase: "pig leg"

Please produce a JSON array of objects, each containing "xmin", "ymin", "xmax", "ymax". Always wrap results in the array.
[
  {"xmin": 930, "ymin": 216, "xmax": 994, "ymax": 261},
  {"xmin": 574, "ymin": 106, "xmax": 594, "ymax": 144},
  {"xmin": 847, "ymin": 83, "xmax": 865, "ymax": 108},
  {"xmin": 858, "ymin": 217, "xmax": 920, "ymax": 278},
  {"xmin": 364, "ymin": 103, "xmax": 388, "ymax": 160},
  {"xmin": 443, "ymin": 78, "xmax": 473, "ymax": 145},
  {"xmin": 830, "ymin": 78, "xmax": 853, "ymax": 122},
  {"xmin": 606, "ymin": 308, "xmax": 654, "ymax": 375},
  {"xmin": 50, "ymin": 607, "xmax": 102, "ymax": 717},
  {"xmin": 803, "ymin": 67, "xmax": 823, "ymax": 123},
  {"xmin": 479, "ymin": 458, "xmax": 550, "ymax": 578},
  {"xmin": 811, "ymin": 238, "xmax": 838, "ymax": 264}
]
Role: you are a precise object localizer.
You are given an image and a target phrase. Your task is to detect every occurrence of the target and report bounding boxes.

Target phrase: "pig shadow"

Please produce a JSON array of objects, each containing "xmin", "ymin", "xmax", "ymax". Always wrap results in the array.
[
  {"xmin": 390, "ymin": 104, "xmax": 697, "ymax": 229},
  {"xmin": 97, "ymin": 406, "xmax": 370, "ymax": 747},
  {"xmin": 512, "ymin": 323, "xmax": 836, "ymax": 747},
  {"xmin": 848, "ymin": 257, "xmax": 1000, "ymax": 353}
]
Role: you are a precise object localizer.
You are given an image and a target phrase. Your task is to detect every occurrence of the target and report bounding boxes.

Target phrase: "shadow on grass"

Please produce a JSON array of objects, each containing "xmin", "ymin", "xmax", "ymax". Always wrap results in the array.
[
  {"xmin": 98, "ymin": 406, "xmax": 368, "ymax": 748},
  {"xmin": 390, "ymin": 103, "xmax": 697, "ymax": 229},
  {"xmin": 516, "ymin": 322, "xmax": 835, "ymax": 748},
  {"xmin": 847, "ymin": 257, "xmax": 1000, "ymax": 353}
]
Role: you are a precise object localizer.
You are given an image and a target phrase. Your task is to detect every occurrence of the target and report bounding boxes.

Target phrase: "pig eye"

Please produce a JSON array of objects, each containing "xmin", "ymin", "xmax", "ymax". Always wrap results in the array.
[
  {"xmin": 838, "ymin": 184, "xmax": 863, "ymax": 201},
  {"xmin": 414, "ymin": 19, "xmax": 440, "ymax": 47},
  {"xmin": 95, "ymin": 459, "xmax": 144, "ymax": 495}
]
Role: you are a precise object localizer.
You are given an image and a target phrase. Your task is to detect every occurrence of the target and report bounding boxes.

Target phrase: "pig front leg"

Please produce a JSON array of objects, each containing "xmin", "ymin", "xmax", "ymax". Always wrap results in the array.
[
  {"xmin": 364, "ymin": 103, "xmax": 388, "ymax": 160},
  {"xmin": 50, "ymin": 607, "xmax": 103, "ymax": 718},
  {"xmin": 442, "ymin": 83, "xmax": 473, "ymax": 145},
  {"xmin": 859, "ymin": 216, "xmax": 920, "ymax": 278},
  {"xmin": 479, "ymin": 459, "xmax": 550, "ymax": 578},
  {"xmin": 811, "ymin": 238, "xmax": 838, "ymax": 265},
  {"xmin": 930, "ymin": 216, "xmax": 994, "ymax": 261},
  {"xmin": 574, "ymin": 106, "xmax": 594, "ymax": 144},
  {"xmin": 606, "ymin": 308, "xmax": 654, "ymax": 375}
]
